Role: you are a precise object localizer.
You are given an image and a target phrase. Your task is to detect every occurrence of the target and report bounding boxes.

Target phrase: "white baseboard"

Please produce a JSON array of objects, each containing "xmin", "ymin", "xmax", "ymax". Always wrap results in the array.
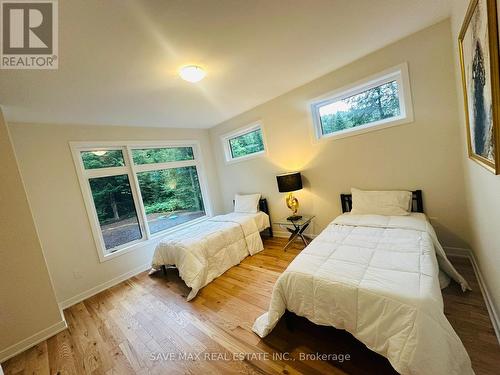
[
  {"xmin": 444, "ymin": 246, "xmax": 500, "ymax": 344},
  {"xmin": 0, "ymin": 320, "xmax": 67, "ymax": 363},
  {"xmin": 1, "ymin": 263, "xmax": 151, "ymax": 364},
  {"xmin": 58, "ymin": 263, "xmax": 150, "ymax": 310}
]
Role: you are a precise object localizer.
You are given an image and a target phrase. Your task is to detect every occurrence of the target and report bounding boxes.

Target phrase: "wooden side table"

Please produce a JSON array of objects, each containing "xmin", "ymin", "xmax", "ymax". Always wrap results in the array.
[{"xmin": 274, "ymin": 215, "xmax": 315, "ymax": 251}]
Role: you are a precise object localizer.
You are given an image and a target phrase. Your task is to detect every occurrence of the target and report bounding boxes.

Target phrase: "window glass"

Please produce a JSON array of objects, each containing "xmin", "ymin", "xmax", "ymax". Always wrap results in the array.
[
  {"xmin": 81, "ymin": 150, "xmax": 125, "ymax": 169},
  {"xmin": 88, "ymin": 175, "xmax": 142, "ymax": 250},
  {"xmin": 137, "ymin": 166, "xmax": 205, "ymax": 234},
  {"xmin": 229, "ymin": 128, "xmax": 265, "ymax": 159},
  {"xmin": 132, "ymin": 147, "xmax": 194, "ymax": 165},
  {"xmin": 319, "ymin": 80, "xmax": 401, "ymax": 136}
]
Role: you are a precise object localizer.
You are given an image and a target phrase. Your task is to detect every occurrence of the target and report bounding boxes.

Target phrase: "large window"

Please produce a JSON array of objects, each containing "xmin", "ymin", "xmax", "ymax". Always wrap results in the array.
[
  {"xmin": 71, "ymin": 142, "xmax": 210, "ymax": 261},
  {"xmin": 221, "ymin": 123, "xmax": 266, "ymax": 162},
  {"xmin": 310, "ymin": 63, "xmax": 413, "ymax": 140}
]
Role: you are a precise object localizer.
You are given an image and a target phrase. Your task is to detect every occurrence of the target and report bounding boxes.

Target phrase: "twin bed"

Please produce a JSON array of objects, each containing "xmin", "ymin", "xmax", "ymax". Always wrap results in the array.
[
  {"xmin": 150, "ymin": 190, "xmax": 473, "ymax": 375},
  {"xmin": 151, "ymin": 197, "xmax": 271, "ymax": 300}
]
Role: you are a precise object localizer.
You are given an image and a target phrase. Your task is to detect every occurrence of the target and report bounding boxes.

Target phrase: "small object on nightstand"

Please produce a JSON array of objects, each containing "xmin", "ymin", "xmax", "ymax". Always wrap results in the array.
[{"xmin": 274, "ymin": 215, "xmax": 314, "ymax": 251}]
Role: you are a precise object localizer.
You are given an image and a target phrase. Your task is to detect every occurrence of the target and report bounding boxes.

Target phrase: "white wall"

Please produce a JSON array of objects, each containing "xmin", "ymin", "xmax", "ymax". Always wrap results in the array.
[
  {"xmin": 450, "ymin": 1, "xmax": 500, "ymax": 318},
  {"xmin": 0, "ymin": 108, "xmax": 64, "ymax": 362},
  {"xmin": 8, "ymin": 122, "xmax": 222, "ymax": 306},
  {"xmin": 209, "ymin": 20, "xmax": 469, "ymax": 248}
]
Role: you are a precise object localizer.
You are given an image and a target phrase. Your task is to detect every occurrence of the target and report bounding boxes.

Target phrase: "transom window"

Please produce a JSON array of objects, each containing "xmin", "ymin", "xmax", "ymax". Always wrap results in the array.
[
  {"xmin": 311, "ymin": 63, "xmax": 413, "ymax": 140},
  {"xmin": 71, "ymin": 142, "xmax": 210, "ymax": 261},
  {"xmin": 221, "ymin": 123, "xmax": 266, "ymax": 162}
]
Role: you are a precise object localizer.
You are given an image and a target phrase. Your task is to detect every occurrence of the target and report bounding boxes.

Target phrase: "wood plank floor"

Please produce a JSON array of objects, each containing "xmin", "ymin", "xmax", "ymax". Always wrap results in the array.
[{"xmin": 2, "ymin": 237, "xmax": 499, "ymax": 374}]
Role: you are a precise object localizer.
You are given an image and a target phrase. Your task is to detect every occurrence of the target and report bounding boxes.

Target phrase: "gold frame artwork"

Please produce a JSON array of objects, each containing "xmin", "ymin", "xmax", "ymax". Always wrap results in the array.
[{"xmin": 459, "ymin": 0, "xmax": 500, "ymax": 174}]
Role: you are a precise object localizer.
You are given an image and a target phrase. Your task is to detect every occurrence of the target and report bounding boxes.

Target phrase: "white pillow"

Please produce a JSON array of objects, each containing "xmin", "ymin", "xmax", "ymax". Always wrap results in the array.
[
  {"xmin": 350, "ymin": 188, "xmax": 412, "ymax": 216},
  {"xmin": 234, "ymin": 193, "xmax": 261, "ymax": 213}
]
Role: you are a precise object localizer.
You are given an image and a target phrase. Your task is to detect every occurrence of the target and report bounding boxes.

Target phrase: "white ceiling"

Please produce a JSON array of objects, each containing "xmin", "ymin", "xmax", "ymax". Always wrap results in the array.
[{"xmin": 0, "ymin": 0, "xmax": 451, "ymax": 128}]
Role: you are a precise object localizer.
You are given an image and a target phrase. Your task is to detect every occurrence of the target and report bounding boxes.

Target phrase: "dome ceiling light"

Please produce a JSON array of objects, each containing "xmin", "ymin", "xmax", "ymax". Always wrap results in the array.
[{"xmin": 179, "ymin": 65, "xmax": 206, "ymax": 83}]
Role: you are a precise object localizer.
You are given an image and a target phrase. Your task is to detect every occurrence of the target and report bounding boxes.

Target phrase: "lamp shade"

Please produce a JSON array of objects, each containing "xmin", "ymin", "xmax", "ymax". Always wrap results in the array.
[{"xmin": 276, "ymin": 172, "xmax": 302, "ymax": 193}]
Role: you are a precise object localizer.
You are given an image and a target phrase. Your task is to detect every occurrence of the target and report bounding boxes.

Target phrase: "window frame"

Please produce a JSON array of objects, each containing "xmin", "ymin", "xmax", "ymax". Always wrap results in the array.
[
  {"xmin": 310, "ymin": 63, "xmax": 414, "ymax": 141},
  {"xmin": 221, "ymin": 122, "xmax": 267, "ymax": 163},
  {"xmin": 70, "ymin": 140, "xmax": 212, "ymax": 262}
]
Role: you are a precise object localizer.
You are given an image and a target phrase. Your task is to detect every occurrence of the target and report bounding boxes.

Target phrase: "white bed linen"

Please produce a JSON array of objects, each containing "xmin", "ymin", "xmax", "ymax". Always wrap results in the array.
[
  {"xmin": 253, "ymin": 213, "xmax": 473, "ymax": 375},
  {"xmin": 232, "ymin": 211, "xmax": 270, "ymax": 232},
  {"xmin": 151, "ymin": 212, "xmax": 269, "ymax": 301}
]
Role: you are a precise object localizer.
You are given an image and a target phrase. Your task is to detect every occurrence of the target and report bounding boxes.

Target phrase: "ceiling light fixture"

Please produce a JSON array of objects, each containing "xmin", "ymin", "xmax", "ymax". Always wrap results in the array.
[
  {"xmin": 92, "ymin": 150, "xmax": 107, "ymax": 156},
  {"xmin": 179, "ymin": 65, "xmax": 206, "ymax": 83}
]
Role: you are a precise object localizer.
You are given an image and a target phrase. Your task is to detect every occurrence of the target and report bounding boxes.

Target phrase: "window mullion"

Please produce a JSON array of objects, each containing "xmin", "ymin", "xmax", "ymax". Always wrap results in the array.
[
  {"xmin": 123, "ymin": 146, "xmax": 151, "ymax": 240},
  {"xmin": 83, "ymin": 166, "xmax": 128, "ymax": 179},
  {"xmin": 191, "ymin": 145, "xmax": 212, "ymax": 216},
  {"xmin": 134, "ymin": 159, "xmax": 197, "ymax": 173}
]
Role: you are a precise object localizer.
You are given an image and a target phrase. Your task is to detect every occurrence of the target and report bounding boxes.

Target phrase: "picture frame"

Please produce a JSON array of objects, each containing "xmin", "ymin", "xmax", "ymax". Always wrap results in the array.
[{"xmin": 459, "ymin": 0, "xmax": 500, "ymax": 174}]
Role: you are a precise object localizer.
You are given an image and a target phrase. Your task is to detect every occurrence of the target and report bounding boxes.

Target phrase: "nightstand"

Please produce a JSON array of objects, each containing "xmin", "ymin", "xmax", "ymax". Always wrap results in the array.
[{"xmin": 274, "ymin": 215, "xmax": 315, "ymax": 251}]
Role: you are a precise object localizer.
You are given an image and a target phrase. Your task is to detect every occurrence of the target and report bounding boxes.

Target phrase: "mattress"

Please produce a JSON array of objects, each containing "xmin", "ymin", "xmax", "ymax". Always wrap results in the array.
[{"xmin": 253, "ymin": 213, "xmax": 473, "ymax": 375}]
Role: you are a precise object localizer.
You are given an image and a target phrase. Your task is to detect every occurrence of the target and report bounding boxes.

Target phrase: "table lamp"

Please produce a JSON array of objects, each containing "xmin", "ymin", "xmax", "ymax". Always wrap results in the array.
[{"xmin": 276, "ymin": 172, "xmax": 303, "ymax": 221}]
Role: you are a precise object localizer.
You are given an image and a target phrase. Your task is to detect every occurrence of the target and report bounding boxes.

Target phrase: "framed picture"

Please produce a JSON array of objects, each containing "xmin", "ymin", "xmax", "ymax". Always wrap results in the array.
[{"xmin": 459, "ymin": 0, "xmax": 500, "ymax": 174}]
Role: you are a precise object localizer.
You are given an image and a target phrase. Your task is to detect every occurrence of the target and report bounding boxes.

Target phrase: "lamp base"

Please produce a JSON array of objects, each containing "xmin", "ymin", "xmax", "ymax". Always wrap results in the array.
[{"xmin": 287, "ymin": 215, "xmax": 303, "ymax": 221}]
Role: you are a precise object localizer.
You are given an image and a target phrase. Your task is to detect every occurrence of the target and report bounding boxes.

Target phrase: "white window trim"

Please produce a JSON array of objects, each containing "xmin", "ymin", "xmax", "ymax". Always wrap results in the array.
[
  {"xmin": 70, "ymin": 140, "xmax": 213, "ymax": 262},
  {"xmin": 221, "ymin": 122, "xmax": 267, "ymax": 164},
  {"xmin": 309, "ymin": 62, "xmax": 414, "ymax": 141}
]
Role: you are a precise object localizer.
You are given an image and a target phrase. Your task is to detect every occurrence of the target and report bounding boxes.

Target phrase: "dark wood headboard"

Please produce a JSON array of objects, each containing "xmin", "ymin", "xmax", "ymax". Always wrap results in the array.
[
  {"xmin": 258, "ymin": 198, "xmax": 270, "ymax": 216},
  {"xmin": 340, "ymin": 190, "xmax": 423, "ymax": 213}
]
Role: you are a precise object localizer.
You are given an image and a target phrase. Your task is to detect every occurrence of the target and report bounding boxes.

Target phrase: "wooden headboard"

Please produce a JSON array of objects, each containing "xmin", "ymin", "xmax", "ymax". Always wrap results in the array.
[
  {"xmin": 258, "ymin": 198, "xmax": 270, "ymax": 216},
  {"xmin": 340, "ymin": 190, "xmax": 423, "ymax": 213}
]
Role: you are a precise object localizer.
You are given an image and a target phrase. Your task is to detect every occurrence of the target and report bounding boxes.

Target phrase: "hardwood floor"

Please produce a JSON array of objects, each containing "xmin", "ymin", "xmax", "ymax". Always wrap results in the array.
[
  {"xmin": 2, "ymin": 237, "xmax": 499, "ymax": 374},
  {"xmin": 441, "ymin": 257, "xmax": 500, "ymax": 374}
]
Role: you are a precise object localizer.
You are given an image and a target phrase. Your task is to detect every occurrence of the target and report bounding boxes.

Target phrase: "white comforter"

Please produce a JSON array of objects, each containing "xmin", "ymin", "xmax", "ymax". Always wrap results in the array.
[
  {"xmin": 253, "ymin": 213, "xmax": 473, "ymax": 375},
  {"xmin": 152, "ymin": 212, "xmax": 267, "ymax": 301}
]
